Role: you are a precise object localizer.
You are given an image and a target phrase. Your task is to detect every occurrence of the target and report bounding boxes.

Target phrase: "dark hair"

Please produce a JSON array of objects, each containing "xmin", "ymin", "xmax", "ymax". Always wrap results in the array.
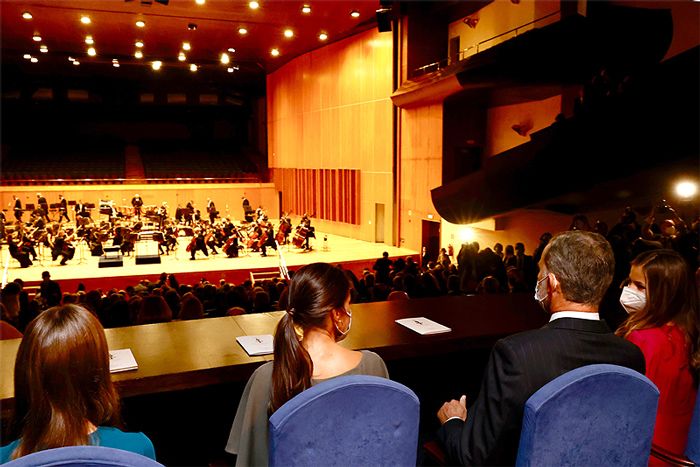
[
  {"xmin": 269, "ymin": 263, "xmax": 350, "ymax": 414},
  {"xmin": 12, "ymin": 305, "xmax": 121, "ymax": 459},
  {"xmin": 136, "ymin": 295, "xmax": 172, "ymax": 325},
  {"xmin": 616, "ymin": 250, "xmax": 700, "ymax": 378}
]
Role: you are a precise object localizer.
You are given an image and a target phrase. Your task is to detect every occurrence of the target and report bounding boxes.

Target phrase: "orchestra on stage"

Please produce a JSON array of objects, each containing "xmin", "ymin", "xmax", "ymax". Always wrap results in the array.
[{"xmin": 1, "ymin": 193, "xmax": 316, "ymax": 268}]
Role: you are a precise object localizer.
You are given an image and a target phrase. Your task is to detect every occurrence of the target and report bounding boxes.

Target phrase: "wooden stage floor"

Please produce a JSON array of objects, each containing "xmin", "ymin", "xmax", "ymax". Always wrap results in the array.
[{"xmin": 3, "ymin": 231, "xmax": 417, "ymax": 291}]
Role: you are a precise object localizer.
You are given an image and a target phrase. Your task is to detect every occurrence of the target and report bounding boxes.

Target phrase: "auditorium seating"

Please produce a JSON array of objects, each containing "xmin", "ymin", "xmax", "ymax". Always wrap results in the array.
[
  {"xmin": 268, "ymin": 375, "xmax": 420, "ymax": 467},
  {"xmin": 3, "ymin": 446, "xmax": 163, "ymax": 467},
  {"xmin": 515, "ymin": 364, "xmax": 659, "ymax": 467}
]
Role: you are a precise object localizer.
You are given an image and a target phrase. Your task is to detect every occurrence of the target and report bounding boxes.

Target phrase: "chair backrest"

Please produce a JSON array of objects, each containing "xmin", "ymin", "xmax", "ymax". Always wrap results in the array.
[
  {"xmin": 4, "ymin": 446, "xmax": 163, "ymax": 467},
  {"xmin": 268, "ymin": 375, "xmax": 419, "ymax": 467},
  {"xmin": 387, "ymin": 291, "xmax": 409, "ymax": 301},
  {"xmin": 516, "ymin": 364, "xmax": 659, "ymax": 467},
  {"xmin": 685, "ymin": 386, "xmax": 700, "ymax": 463}
]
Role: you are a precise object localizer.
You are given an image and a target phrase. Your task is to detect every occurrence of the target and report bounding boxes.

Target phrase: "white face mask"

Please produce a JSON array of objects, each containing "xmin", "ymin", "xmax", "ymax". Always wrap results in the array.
[
  {"xmin": 334, "ymin": 308, "xmax": 352, "ymax": 341},
  {"xmin": 619, "ymin": 286, "xmax": 646, "ymax": 314},
  {"xmin": 534, "ymin": 275, "xmax": 549, "ymax": 311}
]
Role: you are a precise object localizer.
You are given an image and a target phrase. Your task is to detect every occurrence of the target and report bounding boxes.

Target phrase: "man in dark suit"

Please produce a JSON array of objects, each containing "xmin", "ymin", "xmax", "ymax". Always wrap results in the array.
[
  {"xmin": 57, "ymin": 194, "xmax": 70, "ymax": 222},
  {"xmin": 436, "ymin": 230, "xmax": 645, "ymax": 466}
]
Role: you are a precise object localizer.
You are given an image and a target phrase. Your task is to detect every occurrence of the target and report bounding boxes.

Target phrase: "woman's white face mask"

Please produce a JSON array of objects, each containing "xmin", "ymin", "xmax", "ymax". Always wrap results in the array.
[{"xmin": 619, "ymin": 286, "xmax": 646, "ymax": 314}]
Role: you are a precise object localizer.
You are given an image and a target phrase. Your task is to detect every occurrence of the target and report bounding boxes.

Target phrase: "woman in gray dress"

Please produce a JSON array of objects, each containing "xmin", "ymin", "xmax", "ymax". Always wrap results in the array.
[{"xmin": 226, "ymin": 262, "xmax": 389, "ymax": 466}]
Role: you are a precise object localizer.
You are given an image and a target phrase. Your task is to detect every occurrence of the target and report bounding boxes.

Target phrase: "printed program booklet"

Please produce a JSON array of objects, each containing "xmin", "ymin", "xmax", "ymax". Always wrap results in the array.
[
  {"xmin": 236, "ymin": 334, "xmax": 274, "ymax": 356},
  {"xmin": 395, "ymin": 317, "xmax": 452, "ymax": 335},
  {"xmin": 109, "ymin": 348, "xmax": 139, "ymax": 373}
]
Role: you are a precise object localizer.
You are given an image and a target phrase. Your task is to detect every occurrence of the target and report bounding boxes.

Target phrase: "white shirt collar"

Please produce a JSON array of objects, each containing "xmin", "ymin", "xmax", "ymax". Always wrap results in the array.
[{"xmin": 549, "ymin": 311, "xmax": 600, "ymax": 322}]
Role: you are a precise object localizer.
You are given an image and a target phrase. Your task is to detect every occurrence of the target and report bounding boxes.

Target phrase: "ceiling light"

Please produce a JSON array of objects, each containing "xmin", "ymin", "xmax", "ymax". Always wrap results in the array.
[
  {"xmin": 113, "ymin": 62, "xmax": 120, "ymax": 68},
  {"xmin": 135, "ymin": 20, "xmax": 145, "ymax": 28},
  {"xmin": 249, "ymin": 1, "xmax": 259, "ymax": 9},
  {"xmin": 112, "ymin": 58, "xmax": 118, "ymax": 62},
  {"xmin": 135, "ymin": 40, "xmax": 144, "ymax": 48},
  {"xmin": 238, "ymin": 27, "xmax": 248, "ymax": 35},
  {"xmin": 178, "ymin": 52, "xmax": 186, "ymax": 61},
  {"xmin": 190, "ymin": 63, "xmax": 198, "ymax": 72},
  {"xmin": 39, "ymin": 45, "xmax": 48, "ymax": 53},
  {"xmin": 68, "ymin": 56, "xmax": 75, "ymax": 62},
  {"xmin": 85, "ymin": 35, "xmax": 94, "ymax": 45},
  {"xmin": 676, "ymin": 180, "xmax": 698, "ymax": 199},
  {"xmin": 151, "ymin": 60, "xmax": 162, "ymax": 70},
  {"xmin": 350, "ymin": 10, "xmax": 360, "ymax": 18},
  {"xmin": 318, "ymin": 32, "xmax": 328, "ymax": 41},
  {"xmin": 73, "ymin": 60, "xmax": 80, "ymax": 66},
  {"xmin": 30, "ymin": 57, "xmax": 38, "ymax": 63},
  {"xmin": 32, "ymin": 34, "xmax": 42, "ymax": 42},
  {"xmin": 182, "ymin": 42, "xmax": 191, "ymax": 51},
  {"xmin": 220, "ymin": 52, "xmax": 230, "ymax": 64},
  {"xmin": 188, "ymin": 23, "xmax": 198, "ymax": 30},
  {"xmin": 227, "ymin": 67, "xmax": 234, "ymax": 73},
  {"xmin": 270, "ymin": 48, "xmax": 280, "ymax": 57},
  {"xmin": 87, "ymin": 47, "xmax": 96, "ymax": 56},
  {"xmin": 195, "ymin": 0, "xmax": 205, "ymax": 4},
  {"xmin": 80, "ymin": 15, "xmax": 91, "ymax": 24},
  {"xmin": 134, "ymin": 50, "xmax": 143, "ymax": 59},
  {"xmin": 23, "ymin": 54, "xmax": 31, "ymax": 59},
  {"xmin": 301, "ymin": 5, "xmax": 311, "ymax": 14},
  {"xmin": 22, "ymin": 12, "xmax": 33, "ymax": 20},
  {"xmin": 284, "ymin": 29, "xmax": 294, "ymax": 38},
  {"xmin": 227, "ymin": 48, "xmax": 236, "ymax": 53}
]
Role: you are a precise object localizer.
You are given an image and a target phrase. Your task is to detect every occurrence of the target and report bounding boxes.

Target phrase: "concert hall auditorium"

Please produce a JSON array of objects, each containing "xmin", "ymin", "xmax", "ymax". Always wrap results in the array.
[{"xmin": 1, "ymin": 1, "xmax": 698, "ymax": 465}]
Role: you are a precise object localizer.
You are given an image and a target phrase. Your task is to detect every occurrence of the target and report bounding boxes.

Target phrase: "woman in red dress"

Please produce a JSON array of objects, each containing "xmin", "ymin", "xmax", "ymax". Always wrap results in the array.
[{"xmin": 617, "ymin": 249, "xmax": 699, "ymax": 457}]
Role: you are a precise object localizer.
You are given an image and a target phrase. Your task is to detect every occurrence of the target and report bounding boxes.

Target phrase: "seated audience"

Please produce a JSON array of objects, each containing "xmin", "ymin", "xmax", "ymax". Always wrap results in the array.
[
  {"xmin": 225, "ymin": 262, "xmax": 388, "ymax": 466},
  {"xmin": 0, "ymin": 304, "xmax": 155, "ymax": 462},
  {"xmin": 436, "ymin": 231, "xmax": 645, "ymax": 465},
  {"xmin": 616, "ymin": 249, "xmax": 699, "ymax": 457},
  {"xmin": 178, "ymin": 293, "xmax": 204, "ymax": 320},
  {"xmin": 135, "ymin": 295, "xmax": 172, "ymax": 325}
]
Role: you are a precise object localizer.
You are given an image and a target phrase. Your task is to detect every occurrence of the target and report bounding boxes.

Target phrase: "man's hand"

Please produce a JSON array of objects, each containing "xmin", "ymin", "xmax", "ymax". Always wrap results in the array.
[{"xmin": 437, "ymin": 395, "xmax": 467, "ymax": 424}]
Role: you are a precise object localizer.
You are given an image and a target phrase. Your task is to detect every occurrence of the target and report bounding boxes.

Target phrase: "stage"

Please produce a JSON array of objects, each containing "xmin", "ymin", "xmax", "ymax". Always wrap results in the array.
[{"xmin": 2, "ymin": 230, "xmax": 418, "ymax": 292}]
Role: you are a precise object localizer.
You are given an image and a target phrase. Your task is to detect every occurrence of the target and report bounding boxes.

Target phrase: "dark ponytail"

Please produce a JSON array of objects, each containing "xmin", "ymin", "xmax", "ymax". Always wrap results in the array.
[{"xmin": 269, "ymin": 263, "xmax": 350, "ymax": 414}]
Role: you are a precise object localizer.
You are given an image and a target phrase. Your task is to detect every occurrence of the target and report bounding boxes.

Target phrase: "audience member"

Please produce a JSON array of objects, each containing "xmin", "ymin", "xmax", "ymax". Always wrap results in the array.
[
  {"xmin": 40, "ymin": 271, "xmax": 62, "ymax": 308},
  {"xmin": 135, "ymin": 295, "xmax": 172, "ymax": 325},
  {"xmin": 0, "ymin": 303, "xmax": 22, "ymax": 340},
  {"xmin": 436, "ymin": 231, "xmax": 645, "ymax": 466},
  {"xmin": 373, "ymin": 251, "xmax": 393, "ymax": 285},
  {"xmin": 178, "ymin": 293, "xmax": 204, "ymax": 320},
  {"xmin": 616, "ymin": 250, "xmax": 699, "ymax": 457},
  {"xmin": 0, "ymin": 305, "xmax": 155, "ymax": 462},
  {"xmin": 225, "ymin": 262, "xmax": 388, "ymax": 466}
]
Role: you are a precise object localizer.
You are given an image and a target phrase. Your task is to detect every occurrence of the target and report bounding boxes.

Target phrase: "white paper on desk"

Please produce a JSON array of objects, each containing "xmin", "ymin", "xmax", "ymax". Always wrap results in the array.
[
  {"xmin": 395, "ymin": 317, "xmax": 452, "ymax": 335},
  {"xmin": 236, "ymin": 335, "xmax": 274, "ymax": 356},
  {"xmin": 109, "ymin": 348, "xmax": 139, "ymax": 373}
]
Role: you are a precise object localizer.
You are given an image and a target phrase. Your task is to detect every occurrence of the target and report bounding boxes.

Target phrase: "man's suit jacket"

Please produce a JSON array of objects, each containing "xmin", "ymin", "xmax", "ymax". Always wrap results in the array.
[{"xmin": 438, "ymin": 318, "xmax": 645, "ymax": 466}]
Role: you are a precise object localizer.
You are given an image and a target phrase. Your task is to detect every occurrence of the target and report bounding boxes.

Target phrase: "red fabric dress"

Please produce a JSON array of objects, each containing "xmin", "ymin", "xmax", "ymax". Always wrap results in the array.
[
  {"xmin": 0, "ymin": 320, "xmax": 22, "ymax": 340},
  {"xmin": 628, "ymin": 325, "xmax": 697, "ymax": 455}
]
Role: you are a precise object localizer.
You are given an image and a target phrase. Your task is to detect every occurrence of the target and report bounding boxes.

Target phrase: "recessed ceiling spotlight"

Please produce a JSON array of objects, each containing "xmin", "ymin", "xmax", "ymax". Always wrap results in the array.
[
  {"xmin": 182, "ymin": 42, "xmax": 191, "ymax": 51},
  {"xmin": 249, "ymin": 1, "xmax": 260, "ymax": 9},
  {"xmin": 85, "ymin": 35, "xmax": 94, "ymax": 45},
  {"xmin": 227, "ymin": 48, "xmax": 236, "ymax": 53},
  {"xmin": 80, "ymin": 15, "xmax": 91, "ymax": 24},
  {"xmin": 188, "ymin": 23, "xmax": 198, "ymax": 30},
  {"xmin": 238, "ymin": 27, "xmax": 248, "ymax": 35},
  {"xmin": 151, "ymin": 60, "xmax": 162, "ymax": 70},
  {"xmin": 190, "ymin": 63, "xmax": 198, "ymax": 72},
  {"xmin": 195, "ymin": 0, "xmax": 205, "ymax": 4},
  {"xmin": 30, "ymin": 57, "xmax": 38, "ymax": 63},
  {"xmin": 270, "ymin": 48, "xmax": 280, "ymax": 57},
  {"xmin": 23, "ymin": 54, "xmax": 31, "ymax": 59},
  {"xmin": 350, "ymin": 10, "xmax": 360, "ymax": 18},
  {"xmin": 135, "ymin": 20, "xmax": 145, "ymax": 28},
  {"xmin": 227, "ymin": 67, "xmax": 234, "ymax": 73},
  {"xmin": 318, "ymin": 32, "xmax": 328, "ymax": 41},
  {"xmin": 73, "ymin": 60, "xmax": 80, "ymax": 66},
  {"xmin": 220, "ymin": 52, "xmax": 230, "ymax": 64},
  {"xmin": 22, "ymin": 12, "xmax": 33, "ymax": 20},
  {"xmin": 134, "ymin": 50, "xmax": 143, "ymax": 59},
  {"xmin": 113, "ymin": 62, "xmax": 120, "ymax": 68},
  {"xmin": 301, "ymin": 5, "xmax": 311, "ymax": 14},
  {"xmin": 284, "ymin": 29, "xmax": 294, "ymax": 38},
  {"xmin": 39, "ymin": 45, "xmax": 48, "ymax": 53},
  {"xmin": 178, "ymin": 52, "xmax": 187, "ymax": 61},
  {"xmin": 135, "ymin": 40, "xmax": 144, "ymax": 48},
  {"xmin": 87, "ymin": 47, "xmax": 96, "ymax": 56},
  {"xmin": 68, "ymin": 56, "xmax": 75, "ymax": 62},
  {"xmin": 32, "ymin": 34, "xmax": 42, "ymax": 42}
]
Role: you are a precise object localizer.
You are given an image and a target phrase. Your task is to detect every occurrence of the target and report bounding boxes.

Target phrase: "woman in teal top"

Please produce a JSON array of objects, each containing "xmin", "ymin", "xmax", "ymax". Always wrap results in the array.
[{"xmin": 0, "ymin": 305, "xmax": 156, "ymax": 463}]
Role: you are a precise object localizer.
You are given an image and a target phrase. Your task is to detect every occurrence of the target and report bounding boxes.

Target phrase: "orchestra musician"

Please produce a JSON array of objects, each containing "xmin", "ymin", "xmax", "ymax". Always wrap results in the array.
[
  {"xmin": 57, "ymin": 194, "xmax": 70, "ymax": 223},
  {"xmin": 205, "ymin": 226, "xmax": 219, "ymax": 255},
  {"xmin": 223, "ymin": 225, "xmax": 240, "ymax": 258},
  {"xmin": 13, "ymin": 195, "xmax": 23, "ymax": 223},
  {"xmin": 207, "ymin": 198, "xmax": 218, "ymax": 225},
  {"xmin": 49, "ymin": 230, "xmax": 75, "ymax": 266},
  {"xmin": 0, "ymin": 211, "xmax": 5, "ymax": 241},
  {"xmin": 20, "ymin": 228, "xmax": 38, "ymax": 262},
  {"xmin": 277, "ymin": 212, "xmax": 293, "ymax": 245},
  {"xmin": 260, "ymin": 221, "xmax": 277, "ymax": 257},
  {"xmin": 185, "ymin": 201, "xmax": 195, "ymax": 226},
  {"xmin": 157, "ymin": 202, "xmax": 168, "ymax": 230},
  {"xmin": 7, "ymin": 235, "xmax": 33, "ymax": 268},
  {"xmin": 131, "ymin": 194, "xmax": 143, "ymax": 220},
  {"xmin": 188, "ymin": 228, "xmax": 209, "ymax": 260},
  {"xmin": 163, "ymin": 227, "xmax": 178, "ymax": 254},
  {"xmin": 37, "ymin": 193, "xmax": 49, "ymax": 223}
]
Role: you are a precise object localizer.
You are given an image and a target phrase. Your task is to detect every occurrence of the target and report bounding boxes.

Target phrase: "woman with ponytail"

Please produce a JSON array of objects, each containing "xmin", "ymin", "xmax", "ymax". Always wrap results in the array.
[
  {"xmin": 616, "ymin": 249, "xmax": 699, "ymax": 458},
  {"xmin": 226, "ymin": 263, "xmax": 388, "ymax": 466}
]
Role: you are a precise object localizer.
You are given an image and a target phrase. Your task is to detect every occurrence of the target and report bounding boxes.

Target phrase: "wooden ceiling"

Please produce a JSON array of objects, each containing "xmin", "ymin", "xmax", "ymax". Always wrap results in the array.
[{"xmin": 1, "ymin": 0, "xmax": 382, "ymax": 89}]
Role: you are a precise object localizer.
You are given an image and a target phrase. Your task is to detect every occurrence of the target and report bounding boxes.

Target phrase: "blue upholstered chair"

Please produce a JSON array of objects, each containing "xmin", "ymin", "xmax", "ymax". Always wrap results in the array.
[
  {"xmin": 268, "ymin": 375, "xmax": 420, "ymax": 467},
  {"xmin": 516, "ymin": 364, "xmax": 659, "ymax": 467},
  {"xmin": 4, "ymin": 446, "xmax": 163, "ymax": 466}
]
